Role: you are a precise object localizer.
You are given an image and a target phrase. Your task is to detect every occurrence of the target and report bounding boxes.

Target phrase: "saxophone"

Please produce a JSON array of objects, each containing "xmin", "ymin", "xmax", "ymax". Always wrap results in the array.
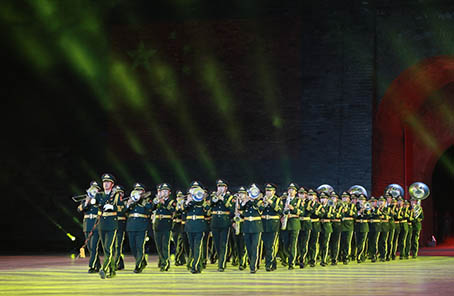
[
  {"xmin": 281, "ymin": 194, "xmax": 291, "ymax": 230},
  {"xmin": 233, "ymin": 195, "xmax": 242, "ymax": 235}
]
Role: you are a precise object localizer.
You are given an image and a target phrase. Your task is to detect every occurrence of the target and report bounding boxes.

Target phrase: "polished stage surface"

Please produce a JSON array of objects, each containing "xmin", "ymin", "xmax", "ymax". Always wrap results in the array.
[{"xmin": 1, "ymin": 251, "xmax": 453, "ymax": 296}]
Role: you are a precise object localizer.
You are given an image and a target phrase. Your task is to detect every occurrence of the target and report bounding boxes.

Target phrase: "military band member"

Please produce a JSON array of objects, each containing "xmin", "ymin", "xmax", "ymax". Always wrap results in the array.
[
  {"xmin": 261, "ymin": 183, "xmax": 282, "ymax": 271},
  {"xmin": 308, "ymin": 189, "xmax": 322, "ymax": 267},
  {"xmin": 391, "ymin": 197, "xmax": 403, "ymax": 260},
  {"xmin": 113, "ymin": 185, "xmax": 126, "ymax": 270},
  {"xmin": 241, "ymin": 184, "xmax": 264, "ymax": 273},
  {"xmin": 210, "ymin": 179, "xmax": 234, "ymax": 272},
  {"xmin": 173, "ymin": 191, "xmax": 189, "ymax": 266},
  {"xmin": 77, "ymin": 181, "xmax": 101, "ymax": 273},
  {"xmin": 185, "ymin": 181, "xmax": 209, "ymax": 274},
  {"xmin": 329, "ymin": 192, "xmax": 343, "ymax": 265},
  {"xmin": 297, "ymin": 187, "xmax": 312, "ymax": 268},
  {"xmin": 350, "ymin": 194, "xmax": 359, "ymax": 261},
  {"xmin": 152, "ymin": 183, "xmax": 175, "ymax": 271},
  {"xmin": 377, "ymin": 196, "xmax": 390, "ymax": 262},
  {"xmin": 410, "ymin": 199, "xmax": 424, "ymax": 258},
  {"xmin": 126, "ymin": 183, "xmax": 152, "ymax": 273},
  {"xmin": 281, "ymin": 183, "xmax": 302, "ymax": 269},
  {"xmin": 95, "ymin": 173, "xmax": 119, "ymax": 279},
  {"xmin": 385, "ymin": 195, "xmax": 397, "ymax": 261},
  {"xmin": 355, "ymin": 194, "xmax": 371, "ymax": 263},
  {"xmin": 340, "ymin": 192, "xmax": 356, "ymax": 264},
  {"xmin": 404, "ymin": 200, "xmax": 413, "ymax": 259},
  {"xmin": 319, "ymin": 192, "xmax": 334, "ymax": 266},
  {"xmin": 367, "ymin": 197, "xmax": 381, "ymax": 262},
  {"xmin": 231, "ymin": 187, "xmax": 247, "ymax": 270},
  {"xmin": 397, "ymin": 198, "xmax": 410, "ymax": 259}
]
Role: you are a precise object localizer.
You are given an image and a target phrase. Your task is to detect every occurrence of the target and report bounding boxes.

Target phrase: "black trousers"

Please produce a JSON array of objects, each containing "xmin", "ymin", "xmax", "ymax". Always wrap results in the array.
[
  {"xmin": 355, "ymin": 231, "xmax": 368, "ymax": 261},
  {"xmin": 329, "ymin": 230, "xmax": 341, "ymax": 264},
  {"xmin": 128, "ymin": 230, "xmax": 148, "ymax": 269},
  {"xmin": 244, "ymin": 232, "xmax": 262, "ymax": 272},
  {"xmin": 114, "ymin": 228, "xmax": 125, "ymax": 269},
  {"xmin": 308, "ymin": 231, "xmax": 320, "ymax": 264}
]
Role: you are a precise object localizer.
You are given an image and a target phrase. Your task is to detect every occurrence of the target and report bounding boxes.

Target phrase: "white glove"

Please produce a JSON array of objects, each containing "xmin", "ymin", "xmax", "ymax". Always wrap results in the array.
[
  {"xmin": 90, "ymin": 198, "xmax": 96, "ymax": 205},
  {"xmin": 103, "ymin": 204, "xmax": 114, "ymax": 211}
]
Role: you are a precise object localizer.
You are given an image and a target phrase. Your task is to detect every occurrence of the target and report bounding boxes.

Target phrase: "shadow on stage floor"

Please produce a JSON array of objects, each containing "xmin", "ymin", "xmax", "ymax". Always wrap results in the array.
[{"xmin": 0, "ymin": 248, "xmax": 453, "ymax": 295}]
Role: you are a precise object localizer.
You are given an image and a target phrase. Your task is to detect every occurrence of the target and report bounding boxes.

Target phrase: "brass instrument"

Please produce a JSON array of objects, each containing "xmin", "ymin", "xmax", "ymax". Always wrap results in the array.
[
  {"xmin": 281, "ymin": 194, "xmax": 291, "ymax": 230},
  {"xmin": 384, "ymin": 184, "xmax": 404, "ymax": 198},
  {"xmin": 316, "ymin": 184, "xmax": 334, "ymax": 195},
  {"xmin": 191, "ymin": 187, "xmax": 205, "ymax": 202},
  {"xmin": 233, "ymin": 194, "xmax": 241, "ymax": 235},
  {"xmin": 247, "ymin": 184, "xmax": 261, "ymax": 199},
  {"xmin": 409, "ymin": 182, "xmax": 430, "ymax": 201},
  {"xmin": 72, "ymin": 185, "xmax": 99, "ymax": 203},
  {"xmin": 211, "ymin": 191, "xmax": 219, "ymax": 203},
  {"xmin": 348, "ymin": 185, "xmax": 368, "ymax": 198},
  {"xmin": 327, "ymin": 199, "xmax": 335, "ymax": 207}
]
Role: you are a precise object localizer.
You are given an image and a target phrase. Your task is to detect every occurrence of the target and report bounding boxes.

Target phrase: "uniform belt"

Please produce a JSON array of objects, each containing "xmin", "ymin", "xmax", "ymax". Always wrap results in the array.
[
  {"xmin": 321, "ymin": 219, "xmax": 331, "ymax": 223},
  {"xmin": 118, "ymin": 217, "xmax": 126, "ymax": 221},
  {"xmin": 311, "ymin": 218, "xmax": 320, "ymax": 222},
  {"xmin": 261, "ymin": 215, "xmax": 280, "ymax": 220},
  {"xmin": 244, "ymin": 216, "xmax": 262, "ymax": 222},
  {"xmin": 400, "ymin": 220, "xmax": 407, "ymax": 223},
  {"xmin": 394, "ymin": 221, "xmax": 400, "ymax": 224},
  {"xmin": 299, "ymin": 217, "xmax": 311, "ymax": 221},
  {"xmin": 212, "ymin": 211, "xmax": 230, "ymax": 215},
  {"xmin": 205, "ymin": 217, "xmax": 212, "ymax": 220},
  {"xmin": 356, "ymin": 219, "xmax": 369, "ymax": 223},
  {"xmin": 156, "ymin": 214, "xmax": 172, "ymax": 219},
  {"xmin": 84, "ymin": 214, "xmax": 98, "ymax": 219},
  {"xmin": 128, "ymin": 213, "xmax": 150, "ymax": 219},
  {"xmin": 382, "ymin": 219, "xmax": 389, "ymax": 223},
  {"xmin": 288, "ymin": 214, "xmax": 299, "ymax": 218},
  {"xmin": 186, "ymin": 215, "xmax": 206, "ymax": 220},
  {"xmin": 101, "ymin": 212, "xmax": 117, "ymax": 217},
  {"xmin": 174, "ymin": 219, "xmax": 183, "ymax": 223},
  {"xmin": 331, "ymin": 219, "xmax": 341, "ymax": 222},
  {"xmin": 342, "ymin": 217, "xmax": 354, "ymax": 221},
  {"xmin": 370, "ymin": 220, "xmax": 381, "ymax": 223}
]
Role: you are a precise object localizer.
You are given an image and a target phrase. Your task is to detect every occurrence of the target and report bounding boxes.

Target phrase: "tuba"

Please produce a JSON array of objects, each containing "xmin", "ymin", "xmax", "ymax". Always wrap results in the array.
[
  {"xmin": 191, "ymin": 187, "xmax": 205, "ymax": 202},
  {"xmin": 247, "ymin": 184, "xmax": 261, "ymax": 199},
  {"xmin": 348, "ymin": 185, "xmax": 368, "ymax": 198},
  {"xmin": 409, "ymin": 182, "xmax": 430, "ymax": 201},
  {"xmin": 316, "ymin": 184, "xmax": 334, "ymax": 195},
  {"xmin": 384, "ymin": 184, "xmax": 404, "ymax": 198}
]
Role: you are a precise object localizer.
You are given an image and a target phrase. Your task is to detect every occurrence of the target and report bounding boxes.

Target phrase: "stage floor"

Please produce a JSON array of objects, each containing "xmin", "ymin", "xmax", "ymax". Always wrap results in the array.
[{"xmin": 1, "ymin": 252, "xmax": 453, "ymax": 295}]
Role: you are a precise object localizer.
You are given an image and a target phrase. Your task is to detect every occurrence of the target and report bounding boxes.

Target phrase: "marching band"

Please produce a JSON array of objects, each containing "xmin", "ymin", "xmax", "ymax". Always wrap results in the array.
[{"xmin": 75, "ymin": 174, "xmax": 428, "ymax": 279}]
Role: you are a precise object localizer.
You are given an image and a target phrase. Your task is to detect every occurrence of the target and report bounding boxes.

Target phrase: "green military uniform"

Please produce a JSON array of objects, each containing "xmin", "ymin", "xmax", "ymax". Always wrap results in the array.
[
  {"xmin": 410, "ymin": 201, "xmax": 424, "ymax": 258},
  {"xmin": 355, "ymin": 195, "xmax": 371, "ymax": 263},
  {"xmin": 261, "ymin": 184, "xmax": 282, "ymax": 271},
  {"xmin": 126, "ymin": 183, "xmax": 152, "ymax": 273},
  {"xmin": 231, "ymin": 187, "xmax": 247, "ymax": 270},
  {"xmin": 385, "ymin": 198, "xmax": 397, "ymax": 261},
  {"xmin": 152, "ymin": 183, "xmax": 175, "ymax": 271},
  {"xmin": 210, "ymin": 180, "xmax": 234, "ymax": 272},
  {"xmin": 184, "ymin": 182, "xmax": 209, "ymax": 274},
  {"xmin": 391, "ymin": 199, "xmax": 402, "ymax": 260},
  {"xmin": 173, "ymin": 191, "xmax": 189, "ymax": 266},
  {"xmin": 319, "ymin": 194, "xmax": 334, "ymax": 266},
  {"xmin": 241, "ymin": 184, "xmax": 264, "ymax": 273},
  {"xmin": 281, "ymin": 183, "xmax": 302, "ymax": 269},
  {"xmin": 340, "ymin": 192, "xmax": 357, "ymax": 264},
  {"xmin": 404, "ymin": 201, "xmax": 414, "ymax": 259},
  {"xmin": 329, "ymin": 192, "xmax": 343, "ymax": 265},
  {"xmin": 367, "ymin": 198, "xmax": 381, "ymax": 262},
  {"xmin": 397, "ymin": 201, "xmax": 410, "ymax": 259},
  {"xmin": 298, "ymin": 188, "xmax": 313, "ymax": 268},
  {"xmin": 308, "ymin": 190, "xmax": 322, "ymax": 267},
  {"xmin": 113, "ymin": 185, "xmax": 127, "ymax": 270},
  {"xmin": 378, "ymin": 197, "xmax": 390, "ymax": 262},
  {"xmin": 77, "ymin": 181, "xmax": 101, "ymax": 273},
  {"xmin": 96, "ymin": 173, "xmax": 119, "ymax": 279}
]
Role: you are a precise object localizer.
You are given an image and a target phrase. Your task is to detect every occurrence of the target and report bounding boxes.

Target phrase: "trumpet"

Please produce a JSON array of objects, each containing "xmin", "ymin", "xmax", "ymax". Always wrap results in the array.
[
  {"xmin": 72, "ymin": 185, "xmax": 99, "ymax": 203},
  {"xmin": 126, "ymin": 191, "xmax": 152, "ymax": 205},
  {"xmin": 211, "ymin": 191, "xmax": 219, "ymax": 203}
]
